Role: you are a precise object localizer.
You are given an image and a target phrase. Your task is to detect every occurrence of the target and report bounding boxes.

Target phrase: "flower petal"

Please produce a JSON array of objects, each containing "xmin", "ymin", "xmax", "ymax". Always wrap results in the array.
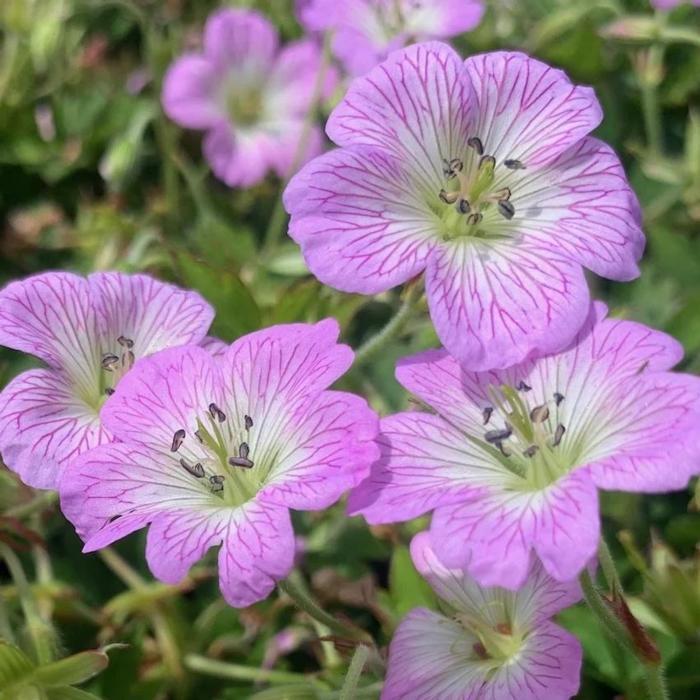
[
  {"xmin": 464, "ymin": 51, "xmax": 602, "ymax": 167},
  {"xmin": 347, "ymin": 413, "xmax": 492, "ymax": 523},
  {"xmin": 405, "ymin": 0, "xmax": 485, "ymax": 36},
  {"xmin": 161, "ymin": 55, "xmax": 225, "ymax": 130},
  {"xmin": 507, "ymin": 137, "xmax": 644, "ymax": 280},
  {"xmin": 425, "ymin": 240, "xmax": 590, "ymax": 370},
  {"xmin": 0, "ymin": 369, "xmax": 105, "ymax": 489},
  {"xmin": 203, "ymin": 122, "xmax": 271, "ymax": 188},
  {"xmin": 259, "ymin": 390, "xmax": 379, "ymax": 510},
  {"xmin": 284, "ymin": 146, "xmax": 438, "ymax": 294},
  {"xmin": 327, "ymin": 42, "xmax": 475, "ymax": 193},
  {"xmin": 89, "ymin": 272, "xmax": 214, "ymax": 356},
  {"xmin": 218, "ymin": 499, "xmax": 295, "ymax": 607},
  {"xmin": 430, "ymin": 470, "xmax": 600, "ymax": 587}
]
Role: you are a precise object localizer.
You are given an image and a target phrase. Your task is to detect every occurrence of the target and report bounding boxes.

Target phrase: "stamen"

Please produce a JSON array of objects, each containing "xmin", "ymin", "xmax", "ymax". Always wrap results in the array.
[
  {"xmin": 122, "ymin": 351, "xmax": 135, "ymax": 370},
  {"xmin": 467, "ymin": 212, "xmax": 483, "ymax": 226},
  {"xmin": 180, "ymin": 458, "xmax": 204, "ymax": 478},
  {"xmin": 529, "ymin": 405, "xmax": 549, "ymax": 423},
  {"xmin": 496, "ymin": 623, "xmax": 512, "ymax": 635},
  {"xmin": 229, "ymin": 456, "xmax": 254, "ymax": 469},
  {"xmin": 439, "ymin": 189, "xmax": 460, "ymax": 204},
  {"xmin": 467, "ymin": 137, "xmax": 484, "ymax": 156},
  {"xmin": 517, "ymin": 381, "xmax": 531, "ymax": 392},
  {"xmin": 171, "ymin": 429, "xmax": 186, "ymax": 452},
  {"xmin": 105, "ymin": 388, "xmax": 115, "ymax": 396},
  {"xmin": 553, "ymin": 392, "xmax": 565, "ymax": 406},
  {"xmin": 493, "ymin": 187, "xmax": 511, "ymax": 201},
  {"xmin": 208, "ymin": 402, "xmax": 226, "ymax": 422},
  {"xmin": 552, "ymin": 424, "xmax": 566, "ymax": 447},
  {"xmin": 239, "ymin": 442, "xmax": 250, "ymax": 459},
  {"xmin": 498, "ymin": 442, "xmax": 512, "ymax": 458},
  {"xmin": 485, "ymin": 425, "xmax": 513, "ymax": 444},
  {"xmin": 117, "ymin": 336, "xmax": 134, "ymax": 349},
  {"xmin": 498, "ymin": 200, "xmax": 515, "ymax": 220},
  {"xmin": 209, "ymin": 475, "xmax": 225, "ymax": 492},
  {"xmin": 479, "ymin": 155, "xmax": 496, "ymax": 171},
  {"xmin": 482, "ymin": 406, "xmax": 493, "ymax": 425},
  {"xmin": 194, "ymin": 430, "xmax": 204, "ymax": 444},
  {"xmin": 504, "ymin": 159, "xmax": 525, "ymax": 170},
  {"xmin": 244, "ymin": 415, "xmax": 254, "ymax": 430},
  {"xmin": 448, "ymin": 158, "xmax": 463, "ymax": 173},
  {"xmin": 101, "ymin": 353, "xmax": 119, "ymax": 371},
  {"xmin": 523, "ymin": 445, "xmax": 539, "ymax": 458},
  {"xmin": 442, "ymin": 158, "xmax": 461, "ymax": 179},
  {"xmin": 457, "ymin": 198, "xmax": 471, "ymax": 215}
]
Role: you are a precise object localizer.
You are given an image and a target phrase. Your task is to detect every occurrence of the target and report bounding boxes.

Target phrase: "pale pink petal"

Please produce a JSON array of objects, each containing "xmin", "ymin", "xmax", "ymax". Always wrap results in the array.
[
  {"xmin": 218, "ymin": 499, "xmax": 295, "ymax": 607},
  {"xmin": 425, "ymin": 240, "xmax": 590, "ymax": 370},
  {"xmin": 161, "ymin": 55, "xmax": 225, "ymax": 130},
  {"xmin": 431, "ymin": 470, "xmax": 600, "ymax": 587},
  {"xmin": 203, "ymin": 8, "xmax": 278, "ymax": 75},
  {"xmin": 464, "ymin": 52, "xmax": 602, "ymax": 167},
  {"xmin": 327, "ymin": 42, "xmax": 475, "ymax": 193},
  {"xmin": 284, "ymin": 146, "xmax": 438, "ymax": 294},
  {"xmin": 200, "ymin": 335, "xmax": 229, "ymax": 359},
  {"xmin": 508, "ymin": 138, "xmax": 644, "ymax": 280},
  {"xmin": 89, "ymin": 272, "xmax": 214, "ymax": 357},
  {"xmin": 260, "ymin": 120, "xmax": 324, "ymax": 179},
  {"xmin": 203, "ymin": 122, "xmax": 271, "ymax": 188},
  {"xmin": 260, "ymin": 391, "xmax": 379, "ymax": 510},
  {"xmin": 0, "ymin": 369, "xmax": 106, "ymax": 489},
  {"xmin": 347, "ymin": 413, "xmax": 492, "ymax": 523},
  {"xmin": 405, "ymin": 0, "xmax": 484, "ymax": 36}
]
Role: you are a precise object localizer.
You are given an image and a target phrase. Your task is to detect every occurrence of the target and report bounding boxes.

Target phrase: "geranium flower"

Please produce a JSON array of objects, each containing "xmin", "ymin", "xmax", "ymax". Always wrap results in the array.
[
  {"xmin": 59, "ymin": 321, "xmax": 379, "ymax": 607},
  {"xmin": 297, "ymin": 0, "xmax": 484, "ymax": 76},
  {"xmin": 162, "ymin": 8, "xmax": 337, "ymax": 188},
  {"xmin": 383, "ymin": 533, "xmax": 582, "ymax": 700},
  {"xmin": 0, "ymin": 272, "xmax": 213, "ymax": 490},
  {"xmin": 651, "ymin": 0, "xmax": 700, "ymax": 8},
  {"xmin": 284, "ymin": 43, "xmax": 644, "ymax": 370},
  {"xmin": 349, "ymin": 303, "xmax": 700, "ymax": 588}
]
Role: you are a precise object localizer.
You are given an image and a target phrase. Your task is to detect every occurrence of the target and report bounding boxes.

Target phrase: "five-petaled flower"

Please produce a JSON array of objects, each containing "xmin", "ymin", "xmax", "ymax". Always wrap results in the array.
[
  {"xmin": 284, "ymin": 43, "xmax": 645, "ymax": 371},
  {"xmin": 59, "ymin": 321, "xmax": 379, "ymax": 607},
  {"xmin": 349, "ymin": 303, "xmax": 700, "ymax": 588},
  {"xmin": 0, "ymin": 272, "xmax": 213, "ymax": 490},
  {"xmin": 162, "ymin": 8, "xmax": 337, "ymax": 188},
  {"xmin": 297, "ymin": 0, "xmax": 484, "ymax": 76},
  {"xmin": 382, "ymin": 532, "xmax": 582, "ymax": 700}
]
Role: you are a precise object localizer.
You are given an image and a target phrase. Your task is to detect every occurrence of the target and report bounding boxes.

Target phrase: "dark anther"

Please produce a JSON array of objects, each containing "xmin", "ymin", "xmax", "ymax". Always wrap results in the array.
[
  {"xmin": 105, "ymin": 388, "xmax": 115, "ymax": 396},
  {"xmin": 117, "ymin": 336, "xmax": 134, "ymax": 349},
  {"xmin": 517, "ymin": 381, "xmax": 531, "ymax": 392},
  {"xmin": 101, "ymin": 353, "xmax": 119, "ymax": 370},
  {"xmin": 479, "ymin": 155, "xmax": 496, "ymax": 170},
  {"xmin": 467, "ymin": 212, "xmax": 483, "ymax": 226},
  {"xmin": 208, "ymin": 402, "xmax": 226, "ymax": 422},
  {"xmin": 553, "ymin": 392, "xmax": 565, "ymax": 406},
  {"xmin": 171, "ymin": 429, "xmax": 186, "ymax": 452},
  {"xmin": 485, "ymin": 425, "xmax": 513, "ymax": 444},
  {"xmin": 439, "ymin": 189, "xmax": 460, "ymax": 204},
  {"xmin": 472, "ymin": 642, "xmax": 489, "ymax": 660},
  {"xmin": 449, "ymin": 158, "xmax": 463, "ymax": 172},
  {"xmin": 467, "ymin": 137, "xmax": 484, "ymax": 156},
  {"xmin": 209, "ymin": 475, "xmax": 225, "ymax": 492},
  {"xmin": 180, "ymin": 458, "xmax": 205, "ymax": 478},
  {"xmin": 498, "ymin": 441, "xmax": 512, "ymax": 458},
  {"xmin": 482, "ymin": 406, "xmax": 493, "ymax": 425},
  {"xmin": 229, "ymin": 456, "xmax": 254, "ymax": 469},
  {"xmin": 494, "ymin": 187, "xmax": 511, "ymax": 201},
  {"xmin": 457, "ymin": 198, "xmax": 471, "ymax": 214},
  {"xmin": 552, "ymin": 423, "xmax": 566, "ymax": 447},
  {"xmin": 442, "ymin": 158, "xmax": 461, "ymax": 179},
  {"xmin": 504, "ymin": 159, "xmax": 525, "ymax": 170},
  {"xmin": 523, "ymin": 445, "xmax": 539, "ymax": 458},
  {"xmin": 239, "ymin": 442, "xmax": 250, "ymax": 459},
  {"xmin": 194, "ymin": 430, "xmax": 204, "ymax": 444},
  {"xmin": 244, "ymin": 415, "xmax": 254, "ymax": 430},
  {"xmin": 498, "ymin": 200, "xmax": 515, "ymax": 220},
  {"xmin": 530, "ymin": 405, "xmax": 549, "ymax": 424}
]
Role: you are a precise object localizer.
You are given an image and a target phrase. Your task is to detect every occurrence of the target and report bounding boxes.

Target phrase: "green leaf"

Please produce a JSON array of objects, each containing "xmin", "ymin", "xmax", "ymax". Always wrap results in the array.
[
  {"xmin": 33, "ymin": 651, "xmax": 108, "ymax": 688},
  {"xmin": 0, "ymin": 640, "xmax": 34, "ymax": 690},
  {"xmin": 46, "ymin": 688, "xmax": 103, "ymax": 700},
  {"xmin": 388, "ymin": 545, "xmax": 435, "ymax": 619}
]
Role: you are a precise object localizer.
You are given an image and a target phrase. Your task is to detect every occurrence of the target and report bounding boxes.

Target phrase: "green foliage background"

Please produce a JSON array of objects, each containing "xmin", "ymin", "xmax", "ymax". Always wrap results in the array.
[{"xmin": 1, "ymin": 1, "xmax": 700, "ymax": 698}]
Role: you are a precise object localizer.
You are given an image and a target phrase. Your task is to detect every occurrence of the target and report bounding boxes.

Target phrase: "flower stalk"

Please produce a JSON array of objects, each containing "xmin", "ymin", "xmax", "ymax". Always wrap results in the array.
[{"xmin": 339, "ymin": 643, "xmax": 370, "ymax": 700}]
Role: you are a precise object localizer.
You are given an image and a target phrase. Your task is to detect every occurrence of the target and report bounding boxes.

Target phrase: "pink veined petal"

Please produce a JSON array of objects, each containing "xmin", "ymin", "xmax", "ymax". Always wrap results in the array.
[
  {"xmin": 200, "ymin": 335, "xmax": 229, "ymax": 359},
  {"xmin": 347, "ymin": 412, "xmax": 493, "ymax": 523},
  {"xmin": 0, "ymin": 369, "xmax": 107, "ymax": 489},
  {"xmin": 259, "ymin": 390, "xmax": 379, "ymax": 511},
  {"xmin": 327, "ymin": 42, "xmax": 476, "ymax": 194},
  {"xmin": 60, "ymin": 442, "xmax": 215, "ymax": 544},
  {"xmin": 161, "ymin": 54, "xmax": 225, "ymax": 130},
  {"xmin": 404, "ymin": 0, "xmax": 485, "ymax": 37},
  {"xmin": 506, "ymin": 137, "xmax": 644, "ymax": 281},
  {"xmin": 203, "ymin": 122, "xmax": 272, "ymax": 188},
  {"xmin": 259, "ymin": 120, "xmax": 324, "ymax": 179},
  {"xmin": 425, "ymin": 239, "xmax": 590, "ymax": 371},
  {"xmin": 0, "ymin": 272, "xmax": 100, "ymax": 396},
  {"xmin": 203, "ymin": 8, "xmax": 278, "ymax": 75},
  {"xmin": 218, "ymin": 499, "xmax": 296, "ymax": 607},
  {"xmin": 100, "ymin": 345, "xmax": 223, "ymax": 454},
  {"xmin": 89, "ymin": 272, "xmax": 214, "ymax": 357},
  {"xmin": 430, "ymin": 469, "xmax": 600, "ymax": 588},
  {"xmin": 284, "ymin": 146, "xmax": 439, "ymax": 294},
  {"xmin": 464, "ymin": 52, "xmax": 602, "ymax": 167}
]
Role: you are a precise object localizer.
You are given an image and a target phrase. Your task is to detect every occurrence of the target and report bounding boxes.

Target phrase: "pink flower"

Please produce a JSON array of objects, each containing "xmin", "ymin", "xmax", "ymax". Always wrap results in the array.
[
  {"xmin": 284, "ymin": 44, "xmax": 644, "ymax": 371},
  {"xmin": 349, "ymin": 303, "xmax": 700, "ymax": 589},
  {"xmin": 298, "ymin": 0, "xmax": 484, "ymax": 76},
  {"xmin": 162, "ymin": 8, "xmax": 337, "ymax": 188},
  {"xmin": 382, "ymin": 533, "xmax": 582, "ymax": 700},
  {"xmin": 651, "ymin": 0, "xmax": 700, "ymax": 8},
  {"xmin": 0, "ymin": 272, "xmax": 213, "ymax": 490},
  {"xmin": 59, "ymin": 321, "xmax": 379, "ymax": 607}
]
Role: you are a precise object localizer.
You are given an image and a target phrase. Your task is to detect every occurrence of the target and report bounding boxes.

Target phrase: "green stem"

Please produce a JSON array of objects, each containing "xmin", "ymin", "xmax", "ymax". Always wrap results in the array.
[
  {"xmin": 5, "ymin": 491, "xmax": 57, "ymax": 519},
  {"xmin": 645, "ymin": 663, "xmax": 670, "ymax": 700},
  {"xmin": 278, "ymin": 578, "xmax": 371, "ymax": 643},
  {"xmin": 184, "ymin": 654, "xmax": 321, "ymax": 686},
  {"xmin": 262, "ymin": 32, "xmax": 332, "ymax": 254},
  {"xmin": 339, "ymin": 644, "xmax": 370, "ymax": 700},
  {"xmin": 354, "ymin": 282, "xmax": 423, "ymax": 367},
  {"xmin": 98, "ymin": 548, "xmax": 146, "ymax": 589},
  {"xmin": 598, "ymin": 539, "xmax": 622, "ymax": 593}
]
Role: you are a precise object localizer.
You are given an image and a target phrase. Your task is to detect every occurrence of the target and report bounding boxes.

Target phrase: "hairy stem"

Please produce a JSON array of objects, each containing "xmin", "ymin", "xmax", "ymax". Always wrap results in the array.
[
  {"xmin": 645, "ymin": 663, "xmax": 670, "ymax": 700},
  {"xmin": 339, "ymin": 644, "xmax": 370, "ymax": 700}
]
